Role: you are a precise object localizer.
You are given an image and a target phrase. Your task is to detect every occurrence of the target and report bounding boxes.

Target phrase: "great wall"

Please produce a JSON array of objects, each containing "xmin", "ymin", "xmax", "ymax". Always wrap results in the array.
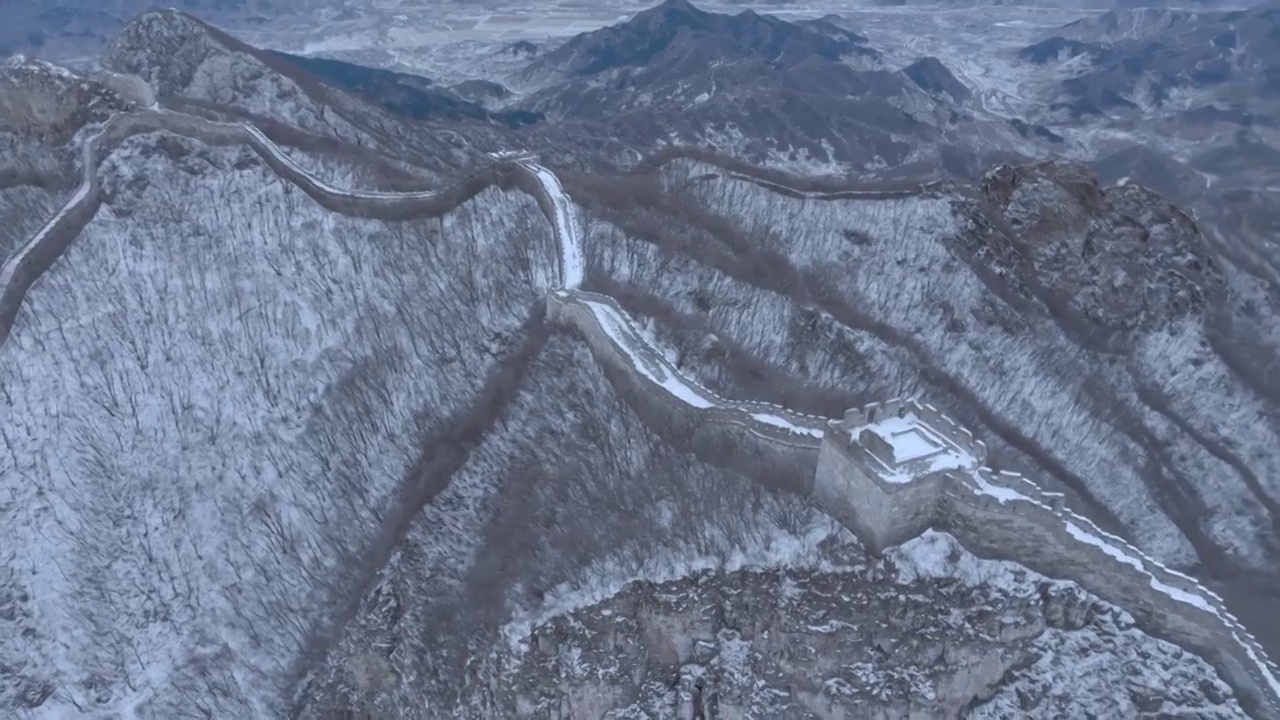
[
  {"xmin": 549, "ymin": 286, "xmax": 1280, "ymax": 719},
  {"xmin": 4, "ymin": 76, "xmax": 1279, "ymax": 718}
]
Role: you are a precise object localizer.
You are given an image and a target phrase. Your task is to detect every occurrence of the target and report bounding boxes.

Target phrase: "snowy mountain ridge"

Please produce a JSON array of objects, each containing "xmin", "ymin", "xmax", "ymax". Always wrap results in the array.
[
  {"xmin": 4, "ymin": 7, "xmax": 1280, "ymax": 717},
  {"xmin": 8, "ymin": 84, "xmax": 1277, "ymax": 716},
  {"xmin": 549, "ymin": 283, "xmax": 1280, "ymax": 715}
]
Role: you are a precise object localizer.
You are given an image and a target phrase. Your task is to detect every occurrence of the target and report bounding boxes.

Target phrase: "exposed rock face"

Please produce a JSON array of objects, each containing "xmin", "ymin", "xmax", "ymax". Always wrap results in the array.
[
  {"xmin": 101, "ymin": 10, "xmax": 224, "ymax": 99},
  {"xmin": 0, "ymin": 56, "xmax": 136, "ymax": 140},
  {"xmin": 101, "ymin": 10, "xmax": 367, "ymax": 143},
  {"xmin": 472, "ymin": 533, "xmax": 1245, "ymax": 719},
  {"xmin": 980, "ymin": 161, "xmax": 1223, "ymax": 332},
  {"xmin": 0, "ymin": 56, "xmax": 143, "ymax": 202}
]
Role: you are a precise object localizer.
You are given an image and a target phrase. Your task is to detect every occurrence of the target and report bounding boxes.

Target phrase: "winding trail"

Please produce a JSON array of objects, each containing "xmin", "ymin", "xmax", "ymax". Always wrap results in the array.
[{"xmin": 0, "ymin": 138, "xmax": 101, "ymax": 349}]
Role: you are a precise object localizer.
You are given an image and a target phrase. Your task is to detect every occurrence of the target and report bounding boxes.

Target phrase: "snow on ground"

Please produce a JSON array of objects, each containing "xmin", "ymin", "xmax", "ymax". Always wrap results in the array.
[
  {"xmin": 521, "ymin": 161, "xmax": 585, "ymax": 288},
  {"xmin": 0, "ymin": 141, "xmax": 95, "ymax": 291},
  {"xmin": 649, "ymin": 159, "xmax": 1205, "ymax": 565},
  {"xmin": 570, "ymin": 291, "xmax": 825, "ymax": 439},
  {"xmin": 299, "ymin": 332, "xmax": 846, "ymax": 714},
  {"xmin": 1137, "ymin": 319, "xmax": 1280, "ymax": 505},
  {"xmin": 747, "ymin": 410, "xmax": 824, "ymax": 439},
  {"xmin": 577, "ymin": 293, "xmax": 714, "ymax": 409},
  {"xmin": 895, "ymin": 531, "xmax": 1248, "ymax": 718},
  {"xmin": 242, "ymin": 125, "xmax": 441, "ymax": 200},
  {"xmin": 0, "ymin": 136, "xmax": 553, "ymax": 716},
  {"xmin": 0, "ymin": 185, "xmax": 65, "ymax": 265}
]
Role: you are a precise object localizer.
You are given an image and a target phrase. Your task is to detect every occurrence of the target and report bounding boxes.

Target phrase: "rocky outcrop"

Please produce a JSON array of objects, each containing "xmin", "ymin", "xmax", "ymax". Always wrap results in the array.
[
  {"xmin": 101, "ymin": 10, "xmax": 369, "ymax": 144},
  {"xmin": 483, "ymin": 536, "xmax": 1247, "ymax": 719},
  {"xmin": 0, "ymin": 56, "xmax": 140, "ymax": 141},
  {"xmin": 979, "ymin": 161, "xmax": 1223, "ymax": 334}
]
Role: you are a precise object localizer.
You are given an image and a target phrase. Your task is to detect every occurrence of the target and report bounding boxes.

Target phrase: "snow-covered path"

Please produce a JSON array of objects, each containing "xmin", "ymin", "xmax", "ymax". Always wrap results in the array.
[
  {"xmin": 514, "ymin": 148, "xmax": 827, "ymax": 438},
  {"xmin": 0, "ymin": 144, "xmax": 95, "ymax": 290},
  {"xmin": 242, "ymin": 124, "xmax": 444, "ymax": 201},
  {"xmin": 518, "ymin": 161, "xmax": 585, "ymax": 289},
  {"xmin": 0, "ymin": 136, "xmax": 101, "ymax": 346},
  {"xmin": 556, "ymin": 290, "xmax": 827, "ymax": 441}
]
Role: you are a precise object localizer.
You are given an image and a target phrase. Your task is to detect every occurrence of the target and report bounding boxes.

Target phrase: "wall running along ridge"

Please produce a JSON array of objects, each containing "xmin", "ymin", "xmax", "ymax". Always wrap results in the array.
[
  {"xmin": 545, "ymin": 289, "xmax": 823, "ymax": 493},
  {"xmin": 6, "ymin": 98, "xmax": 1277, "ymax": 719},
  {"xmin": 0, "ymin": 107, "xmax": 524, "ymax": 348}
]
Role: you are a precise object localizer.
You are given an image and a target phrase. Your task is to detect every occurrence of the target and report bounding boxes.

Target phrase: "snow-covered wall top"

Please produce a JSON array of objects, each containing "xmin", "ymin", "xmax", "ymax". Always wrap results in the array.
[{"xmin": 547, "ymin": 289, "xmax": 827, "ymax": 449}]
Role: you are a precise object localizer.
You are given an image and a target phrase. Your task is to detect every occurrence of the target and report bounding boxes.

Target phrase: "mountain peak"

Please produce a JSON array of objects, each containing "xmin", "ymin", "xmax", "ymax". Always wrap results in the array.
[
  {"xmin": 101, "ymin": 9, "xmax": 225, "ymax": 97},
  {"xmin": 631, "ymin": 0, "xmax": 711, "ymax": 34},
  {"xmin": 653, "ymin": 0, "xmax": 703, "ymax": 16},
  {"xmin": 541, "ymin": 0, "xmax": 864, "ymax": 77}
]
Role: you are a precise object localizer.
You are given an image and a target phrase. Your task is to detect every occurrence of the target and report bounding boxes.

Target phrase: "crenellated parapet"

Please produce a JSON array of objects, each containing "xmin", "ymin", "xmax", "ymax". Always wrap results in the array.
[
  {"xmin": 546, "ymin": 289, "xmax": 825, "ymax": 493},
  {"xmin": 816, "ymin": 398, "xmax": 1280, "ymax": 720},
  {"xmin": 545, "ymin": 289, "xmax": 827, "ymax": 445}
]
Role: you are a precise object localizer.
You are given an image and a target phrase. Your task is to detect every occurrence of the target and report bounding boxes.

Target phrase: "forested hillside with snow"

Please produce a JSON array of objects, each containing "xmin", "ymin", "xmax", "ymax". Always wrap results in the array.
[
  {"xmin": 1, "ymin": 126, "xmax": 553, "ymax": 715},
  {"xmin": 2, "ymin": 5, "xmax": 1278, "ymax": 719},
  {"xmin": 566, "ymin": 155, "xmax": 1280, "ymax": 580}
]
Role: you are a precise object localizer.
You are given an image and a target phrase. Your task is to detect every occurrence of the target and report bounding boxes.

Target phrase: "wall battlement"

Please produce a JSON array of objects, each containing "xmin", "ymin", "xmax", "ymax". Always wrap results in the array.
[{"xmin": 817, "ymin": 398, "xmax": 1280, "ymax": 720}]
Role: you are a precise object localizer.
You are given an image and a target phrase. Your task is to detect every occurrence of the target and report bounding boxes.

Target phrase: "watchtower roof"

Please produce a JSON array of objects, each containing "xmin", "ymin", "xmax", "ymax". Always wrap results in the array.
[{"xmin": 844, "ymin": 402, "xmax": 980, "ymax": 483}]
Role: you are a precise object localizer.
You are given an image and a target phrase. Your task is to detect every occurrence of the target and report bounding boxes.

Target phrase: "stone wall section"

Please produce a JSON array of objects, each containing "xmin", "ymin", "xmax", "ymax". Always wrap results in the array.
[
  {"xmin": 817, "ymin": 397, "xmax": 1280, "ymax": 720},
  {"xmin": 544, "ymin": 289, "xmax": 1280, "ymax": 717},
  {"xmin": 546, "ymin": 289, "xmax": 822, "ymax": 493},
  {"xmin": 7, "ymin": 96, "xmax": 1277, "ymax": 718},
  {"xmin": 0, "ymin": 107, "xmax": 522, "ymax": 349}
]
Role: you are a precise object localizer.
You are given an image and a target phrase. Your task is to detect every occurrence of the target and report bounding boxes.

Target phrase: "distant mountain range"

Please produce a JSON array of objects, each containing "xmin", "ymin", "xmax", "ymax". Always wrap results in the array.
[
  {"xmin": 1018, "ymin": 3, "xmax": 1280, "ymax": 119},
  {"xmin": 266, "ymin": 50, "xmax": 543, "ymax": 128},
  {"xmin": 487, "ymin": 0, "xmax": 1062, "ymax": 176}
]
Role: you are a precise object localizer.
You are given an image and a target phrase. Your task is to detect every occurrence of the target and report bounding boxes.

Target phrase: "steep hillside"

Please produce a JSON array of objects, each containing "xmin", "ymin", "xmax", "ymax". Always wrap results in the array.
[
  {"xmin": 2, "ymin": 5, "xmax": 1279, "ymax": 720},
  {"xmin": 0, "ymin": 121, "xmax": 554, "ymax": 716},
  {"xmin": 559, "ymin": 152, "xmax": 1280, "ymax": 647}
]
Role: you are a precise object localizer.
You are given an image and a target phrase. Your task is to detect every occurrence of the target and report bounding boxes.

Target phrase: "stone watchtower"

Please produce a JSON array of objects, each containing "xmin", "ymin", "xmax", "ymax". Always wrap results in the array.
[
  {"xmin": 813, "ymin": 398, "xmax": 1280, "ymax": 719},
  {"xmin": 814, "ymin": 398, "xmax": 985, "ymax": 555}
]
